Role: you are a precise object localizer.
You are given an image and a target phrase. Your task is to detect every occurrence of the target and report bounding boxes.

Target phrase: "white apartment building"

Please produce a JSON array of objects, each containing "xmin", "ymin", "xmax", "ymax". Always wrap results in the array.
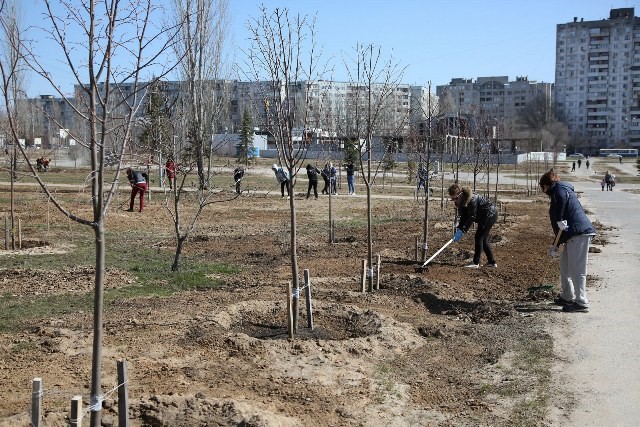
[{"xmin": 555, "ymin": 7, "xmax": 640, "ymax": 152}]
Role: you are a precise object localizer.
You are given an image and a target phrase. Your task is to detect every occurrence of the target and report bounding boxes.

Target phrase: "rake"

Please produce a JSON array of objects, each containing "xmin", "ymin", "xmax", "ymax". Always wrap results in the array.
[{"xmin": 527, "ymin": 229, "xmax": 563, "ymax": 295}]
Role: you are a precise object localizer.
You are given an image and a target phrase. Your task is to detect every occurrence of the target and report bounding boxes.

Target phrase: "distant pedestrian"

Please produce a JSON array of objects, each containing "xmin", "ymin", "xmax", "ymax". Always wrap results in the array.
[
  {"xmin": 577, "ymin": 158, "xmax": 582, "ymax": 168},
  {"xmin": 539, "ymin": 169, "xmax": 596, "ymax": 313},
  {"xmin": 165, "ymin": 158, "xmax": 176, "ymax": 190},
  {"xmin": 571, "ymin": 162, "xmax": 576, "ymax": 172},
  {"xmin": 448, "ymin": 183, "xmax": 499, "ymax": 269},
  {"xmin": 604, "ymin": 170, "xmax": 613, "ymax": 191},
  {"xmin": 305, "ymin": 164, "xmax": 320, "ymax": 199},
  {"xmin": 271, "ymin": 164, "xmax": 290, "ymax": 198},
  {"xmin": 329, "ymin": 162, "xmax": 338, "ymax": 195},
  {"xmin": 600, "ymin": 179, "xmax": 605, "ymax": 191},
  {"xmin": 416, "ymin": 164, "xmax": 430, "ymax": 199},
  {"xmin": 585, "ymin": 159, "xmax": 590, "ymax": 170},
  {"xmin": 619, "ymin": 156, "xmax": 623, "ymax": 164},
  {"xmin": 345, "ymin": 162, "xmax": 356, "ymax": 195},
  {"xmin": 233, "ymin": 166, "xmax": 245, "ymax": 194},
  {"xmin": 321, "ymin": 163, "xmax": 330, "ymax": 195},
  {"xmin": 126, "ymin": 167, "xmax": 148, "ymax": 212}
]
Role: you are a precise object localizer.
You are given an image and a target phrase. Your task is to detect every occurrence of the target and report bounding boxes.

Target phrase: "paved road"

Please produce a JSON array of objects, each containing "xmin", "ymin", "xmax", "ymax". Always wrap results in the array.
[{"xmin": 548, "ymin": 159, "xmax": 640, "ymax": 426}]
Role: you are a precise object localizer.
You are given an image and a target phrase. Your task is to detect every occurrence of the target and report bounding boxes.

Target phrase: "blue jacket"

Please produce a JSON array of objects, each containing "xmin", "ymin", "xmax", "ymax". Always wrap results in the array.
[{"xmin": 547, "ymin": 181, "xmax": 596, "ymax": 244}]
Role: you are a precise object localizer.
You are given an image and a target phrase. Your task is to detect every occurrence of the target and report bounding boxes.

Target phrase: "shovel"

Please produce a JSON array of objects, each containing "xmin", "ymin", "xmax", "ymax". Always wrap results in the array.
[{"xmin": 416, "ymin": 238, "xmax": 454, "ymax": 272}]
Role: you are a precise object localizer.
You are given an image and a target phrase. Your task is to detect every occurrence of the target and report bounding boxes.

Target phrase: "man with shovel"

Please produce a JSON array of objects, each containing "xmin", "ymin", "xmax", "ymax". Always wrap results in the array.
[
  {"xmin": 448, "ymin": 183, "xmax": 499, "ymax": 268},
  {"xmin": 540, "ymin": 170, "xmax": 596, "ymax": 313}
]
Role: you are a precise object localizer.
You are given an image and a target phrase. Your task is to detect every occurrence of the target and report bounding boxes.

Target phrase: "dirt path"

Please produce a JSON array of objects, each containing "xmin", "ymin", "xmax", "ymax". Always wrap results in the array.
[{"xmin": 548, "ymin": 162, "xmax": 640, "ymax": 426}]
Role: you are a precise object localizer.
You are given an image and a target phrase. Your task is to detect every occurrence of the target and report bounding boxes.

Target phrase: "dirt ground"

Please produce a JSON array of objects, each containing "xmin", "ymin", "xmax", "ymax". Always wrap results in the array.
[{"xmin": 0, "ymin": 171, "xmax": 608, "ymax": 426}]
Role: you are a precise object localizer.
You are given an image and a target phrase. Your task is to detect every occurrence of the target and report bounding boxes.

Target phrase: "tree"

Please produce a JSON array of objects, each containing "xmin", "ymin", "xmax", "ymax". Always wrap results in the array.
[
  {"xmin": 138, "ymin": 84, "xmax": 172, "ymax": 165},
  {"xmin": 518, "ymin": 93, "xmax": 554, "ymax": 133},
  {"xmin": 340, "ymin": 43, "xmax": 406, "ymax": 291},
  {"xmin": 343, "ymin": 138, "xmax": 359, "ymax": 166},
  {"xmin": 245, "ymin": 6, "xmax": 321, "ymax": 335},
  {"xmin": 0, "ymin": 0, "xmax": 25, "ymax": 250},
  {"xmin": 1, "ymin": 2, "xmax": 181, "ymax": 425},
  {"xmin": 171, "ymin": 0, "xmax": 230, "ymax": 190},
  {"xmin": 237, "ymin": 108, "xmax": 255, "ymax": 165}
]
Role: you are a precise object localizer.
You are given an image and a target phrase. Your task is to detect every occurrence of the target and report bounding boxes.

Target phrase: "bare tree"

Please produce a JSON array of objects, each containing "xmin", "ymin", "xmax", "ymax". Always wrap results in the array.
[
  {"xmin": 170, "ymin": 0, "xmax": 230, "ymax": 189},
  {"xmin": 162, "ymin": 0, "xmax": 234, "ymax": 272},
  {"xmin": 1, "ymin": 1, "xmax": 181, "ymax": 425},
  {"xmin": 245, "ymin": 6, "xmax": 321, "ymax": 334},
  {"xmin": 0, "ymin": 0, "xmax": 25, "ymax": 250},
  {"xmin": 340, "ymin": 43, "xmax": 406, "ymax": 291}
]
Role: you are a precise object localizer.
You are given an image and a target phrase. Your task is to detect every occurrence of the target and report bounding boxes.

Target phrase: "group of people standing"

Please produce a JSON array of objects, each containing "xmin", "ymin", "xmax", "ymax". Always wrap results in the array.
[
  {"xmin": 601, "ymin": 170, "xmax": 616, "ymax": 191},
  {"xmin": 271, "ymin": 161, "xmax": 355, "ymax": 200}
]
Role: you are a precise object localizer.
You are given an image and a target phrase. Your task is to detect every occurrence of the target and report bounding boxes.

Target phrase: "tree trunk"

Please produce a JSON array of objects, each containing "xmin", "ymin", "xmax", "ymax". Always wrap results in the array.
[{"xmin": 89, "ymin": 223, "xmax": 106, "ymax": 427}]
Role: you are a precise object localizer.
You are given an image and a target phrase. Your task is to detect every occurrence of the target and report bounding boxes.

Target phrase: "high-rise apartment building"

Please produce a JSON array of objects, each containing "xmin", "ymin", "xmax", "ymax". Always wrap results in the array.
[{"xmin": 555, "ymin": 7, "xmax": 640, "ymax": 151}]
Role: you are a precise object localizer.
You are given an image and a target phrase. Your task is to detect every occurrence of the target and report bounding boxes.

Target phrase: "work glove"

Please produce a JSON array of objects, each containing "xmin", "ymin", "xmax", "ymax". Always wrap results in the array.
[
  {"xmin": 453, "ymin": 229, "xmax": 463, "ymax": 242},
  {"xmin": 556, "ymin": 220, "xmax": 568, "ymax": 231},
  {"xmin": 547, "ymin": 244, "xmax": 560, "ymax": 259}
]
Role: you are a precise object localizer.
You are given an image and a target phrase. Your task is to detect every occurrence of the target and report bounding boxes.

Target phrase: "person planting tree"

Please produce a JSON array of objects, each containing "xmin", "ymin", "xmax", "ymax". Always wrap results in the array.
[{"xmin": 448, "ymin": 183, "xmax": 499, "ymax": 268}]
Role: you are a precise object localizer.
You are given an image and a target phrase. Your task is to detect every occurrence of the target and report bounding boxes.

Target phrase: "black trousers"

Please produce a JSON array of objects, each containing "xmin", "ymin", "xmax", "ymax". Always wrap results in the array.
[
  {"xmin": 306, "ymin": 180, "xmax": 318, "ymax": 198},
  {"xmin": 473, "ymin": 212, "xmax": 498, "ymax": 265},
  {"xmin": 280, "ymin": 181, "xmax": 290, "ymax": 197}
]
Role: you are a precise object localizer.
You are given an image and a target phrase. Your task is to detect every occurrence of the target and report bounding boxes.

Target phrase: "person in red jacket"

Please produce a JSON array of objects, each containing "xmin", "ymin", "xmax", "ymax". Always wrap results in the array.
[
  {"xmin": 126, "ymin": 168, "xmax": 148, "ymax": 212},
  {"xmin": 165, "ymin": 158, "xmax": 176, "ymax": 190}
]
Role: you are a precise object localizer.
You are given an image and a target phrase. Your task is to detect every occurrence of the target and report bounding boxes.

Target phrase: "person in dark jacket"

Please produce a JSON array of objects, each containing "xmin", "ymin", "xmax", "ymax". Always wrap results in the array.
[
  {"xmin": 320, "ymin": 163, "xmax": 330, "ymax": 195},
  {"xmin": 416, "ymin": 164, "xmax": 433, "ymax": 199},
  {"xmin": 305, "ymin": 164, "xmax": 320, "ymax": 199},
  {"xmin": 233, "ymin": 166, "xmax": 245, "ymax": 194},
  {"xmin": 329, "ymin": 162, "xmax": 338, "ymax": 195},
  {"xmin": 540, "ymin": 170, "xmax": 596, "ymax": 312},
  {"xmin": 126, "ymin": 167, "xmax": 148, "ymax": 212},
  {"xmin": 448, "ymin": 183, "xmax": 499, "ymax": 268}
]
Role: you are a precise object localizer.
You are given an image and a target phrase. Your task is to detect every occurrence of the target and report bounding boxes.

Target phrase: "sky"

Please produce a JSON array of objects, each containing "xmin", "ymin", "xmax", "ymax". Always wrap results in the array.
[{"xmin": 21, "ymin": 0, "xmax": 640, "ymax": 97}]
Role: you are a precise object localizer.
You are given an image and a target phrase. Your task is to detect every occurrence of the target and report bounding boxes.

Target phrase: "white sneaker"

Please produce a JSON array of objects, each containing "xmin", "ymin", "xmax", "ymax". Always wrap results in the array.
[
  {"xmin": 464, "ymin": 263, "xmax": 480, "ymax": 268},
  {"xmin": 484, "ymin": 262, "xmax": 498, "ymax": 268}
]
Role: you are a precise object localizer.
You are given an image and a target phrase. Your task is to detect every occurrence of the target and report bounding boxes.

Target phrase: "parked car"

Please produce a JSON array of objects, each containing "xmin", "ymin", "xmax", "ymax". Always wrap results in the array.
[
  {"xmin": 570, "ymin": 153, "xmax": 584, "ymax": 158},
  {"xmin": 607, "ymin": 154, "xmax": 622, "ymax": 159}
]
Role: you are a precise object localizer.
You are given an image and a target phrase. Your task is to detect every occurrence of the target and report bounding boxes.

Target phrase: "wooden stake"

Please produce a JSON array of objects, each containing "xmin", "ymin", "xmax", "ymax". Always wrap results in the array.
[
  {"xmin": 70, "ymin": 395, "xmax": 82, "ymax": 427},
  {"xmin": 117, "ymin": 359, "xmax": 129, "ymax": 427},
  {"xmin": 360, "ymin": 259, "xmax": 367, "ymax": 293},
  {"xmin": 4, "ymin": 215, "xmax": 8, "ymax": 250},
  {"xmin": 293, "ymin": 281, "xmax": 299, "ymax": 333},
  {"xmin": 303, "ymin": 269, "xmax": 314, "ymax": 330},
  {"xmin": 286, "ymin": 281, "xmax": 294, "ymax": 339},
  {"xmin": 18, "ymin": 218, "xmax": 21, "ymax": 250},
  {"xmin": 31, "ymin": 377, "xmax": 42, "ymax": 427},
  {"xmin": 375, "ymin": 254, "xmax": 381, "ymax": 290}
]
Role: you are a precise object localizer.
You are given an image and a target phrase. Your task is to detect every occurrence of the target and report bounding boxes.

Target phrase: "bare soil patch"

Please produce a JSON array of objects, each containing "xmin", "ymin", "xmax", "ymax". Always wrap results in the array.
[{"xmin": 0, "ymin": 181, "xmax": 586, "ymax": 426}]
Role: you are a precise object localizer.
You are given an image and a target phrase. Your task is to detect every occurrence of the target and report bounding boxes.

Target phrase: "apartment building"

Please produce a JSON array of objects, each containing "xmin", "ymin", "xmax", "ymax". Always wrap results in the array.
[
  {"xmin": 19, "ymin": 79, "xmax": 423, "ymax": 150},
  {"xmin": 435, "ymin": 76, "xmax": 553, "ymax": 123},
  {"xmin": 555, "ymin": 7, "xmax": 640, "ymax": 151}
]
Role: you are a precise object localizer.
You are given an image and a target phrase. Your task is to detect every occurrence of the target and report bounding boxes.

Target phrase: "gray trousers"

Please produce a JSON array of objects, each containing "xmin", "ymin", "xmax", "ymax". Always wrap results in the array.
[{"xmin": 559, "ymin": 234, "xmax": 593, "ymax": 306}]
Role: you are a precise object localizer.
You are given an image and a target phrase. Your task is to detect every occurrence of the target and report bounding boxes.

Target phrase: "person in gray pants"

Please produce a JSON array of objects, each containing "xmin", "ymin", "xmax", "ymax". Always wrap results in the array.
[{"xmin": 540, "ymin": 169, "xmax": 596, "ymax": 313}]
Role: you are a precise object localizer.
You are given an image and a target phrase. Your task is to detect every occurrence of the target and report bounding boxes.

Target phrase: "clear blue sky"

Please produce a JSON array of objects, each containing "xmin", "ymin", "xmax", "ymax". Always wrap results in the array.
[{"xmin": 23, "ymin": 0, "xmax": 640, "ymax": 97}]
